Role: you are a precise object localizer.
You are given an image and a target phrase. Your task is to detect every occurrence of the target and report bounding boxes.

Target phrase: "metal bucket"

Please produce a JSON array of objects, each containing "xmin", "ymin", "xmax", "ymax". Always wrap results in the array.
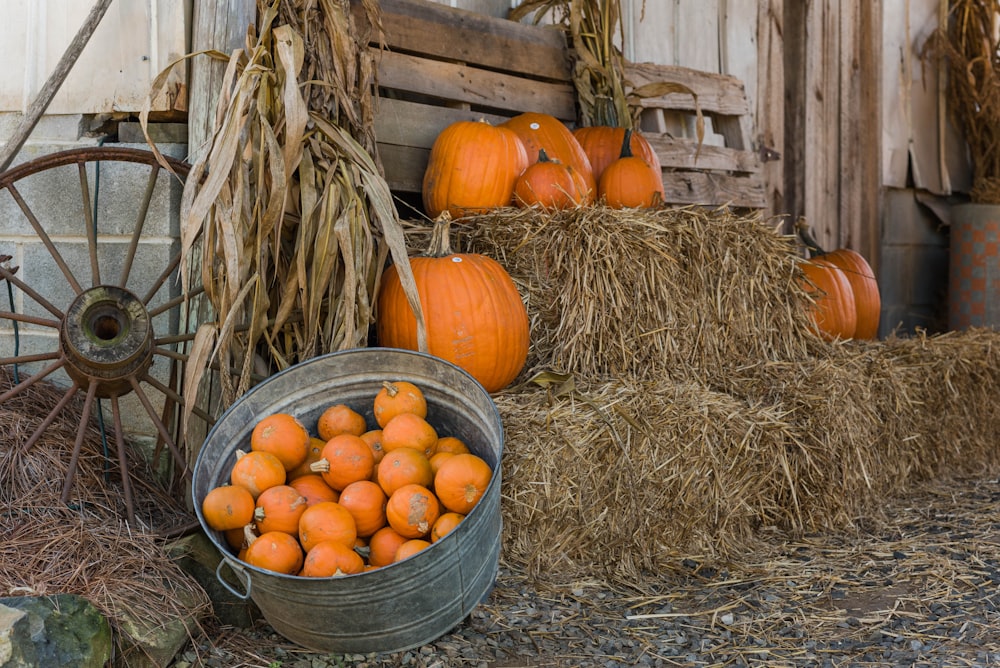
[{"xmin": 191, "ymin": 348, "xmax": 504, "ymax": 654}]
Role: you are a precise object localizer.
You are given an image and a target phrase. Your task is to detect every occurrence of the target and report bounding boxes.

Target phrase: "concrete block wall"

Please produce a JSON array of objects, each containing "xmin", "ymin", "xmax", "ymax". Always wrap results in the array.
[
  {"xmin": 878, "ymin": 188, "xmax": 950, "ymax": 338},
  {"xmin": 0, "ymin": 115, "xmax": 187, "ymax": 443}
]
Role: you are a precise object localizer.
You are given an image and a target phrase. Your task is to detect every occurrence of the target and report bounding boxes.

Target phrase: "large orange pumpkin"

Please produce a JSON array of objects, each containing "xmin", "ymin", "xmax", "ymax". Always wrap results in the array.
[
  {"xmin": 376, "ymin": 214, "xmax": 530, "ymax": 393},
  {"xmin": 573, "ymin": 125, "xmax": 663, "ymax": 184},
  {"xmin": 422, "ymin": 119, "xmax": 528, "ymax": 220},
  {"xmin": 799, "ymin": 258, "xmax": 857, "ymax": 341},
  {"xmin": 798, "ymin": 222, "xmax": 881, "ymax": 340},
  {"xmin": 501, "ymin": 112, "xmax": 596, "ymax": 199}
]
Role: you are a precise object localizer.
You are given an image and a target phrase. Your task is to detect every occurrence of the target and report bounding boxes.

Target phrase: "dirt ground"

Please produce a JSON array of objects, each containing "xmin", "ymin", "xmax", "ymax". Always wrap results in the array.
[{"xmin": 170, "ymin": 475, "xmax": 1000, "ymax": 667}]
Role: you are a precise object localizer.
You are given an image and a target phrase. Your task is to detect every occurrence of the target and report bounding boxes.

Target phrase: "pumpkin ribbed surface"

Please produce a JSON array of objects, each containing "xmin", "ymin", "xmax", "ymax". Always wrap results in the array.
[
  {"xmin": 377, "ymin": 215, "xmax": 529, "ymax": 392},
  {"xmin": 573, "ymin": 126, "xmax": 663, "ymax": 183},
  {"xmin": 800, "ymin": 258, "xmax": 857, "ymax": 341},
  {"xmin": 822, "ymin": 248, "xmax": 881, "ymax": 340},
  {"xmin": 501, "ymin": 112, "xmax": 596, "ymax": 199},
  {"xmin": 422, "ymin": 120, "xmax": 528, "ymax": 220}
]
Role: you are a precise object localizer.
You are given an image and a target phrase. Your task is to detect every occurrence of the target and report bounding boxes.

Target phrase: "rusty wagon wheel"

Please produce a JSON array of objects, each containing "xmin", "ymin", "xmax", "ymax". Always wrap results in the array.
[{"xmin": 0, "ymin": 146, "xmax": 211, "ymax": 526}]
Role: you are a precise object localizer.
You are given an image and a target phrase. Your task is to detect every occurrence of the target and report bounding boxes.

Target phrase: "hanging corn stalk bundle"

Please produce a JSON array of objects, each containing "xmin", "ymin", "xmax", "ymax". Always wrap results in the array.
[{"xmin": 143, "ymin": 0, "xmax": 423, "ymax": 418}]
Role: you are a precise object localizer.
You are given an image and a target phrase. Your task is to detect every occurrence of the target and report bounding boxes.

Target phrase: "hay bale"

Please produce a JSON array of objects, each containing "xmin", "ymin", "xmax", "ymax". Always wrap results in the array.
[
  {"xmin": 406, "ymin": 205, "xmax": 815, "ymax": 382},
  {"xmin": 496, "ymin": 378, "xmax": 801, "ymax": 582}
]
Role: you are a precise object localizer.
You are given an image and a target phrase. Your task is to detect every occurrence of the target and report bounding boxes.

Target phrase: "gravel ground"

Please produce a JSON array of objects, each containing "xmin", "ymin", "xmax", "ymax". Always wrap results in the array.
[{"xmin": 171, "ymin": 477, "xmax": 1000, "ymax": 668}]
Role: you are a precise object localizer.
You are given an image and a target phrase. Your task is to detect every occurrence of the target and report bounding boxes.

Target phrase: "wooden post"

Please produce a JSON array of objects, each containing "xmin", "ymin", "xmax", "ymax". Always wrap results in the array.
[{"xmin": 188, "ymin": 0, "xmax": 257, "ymax": 163}]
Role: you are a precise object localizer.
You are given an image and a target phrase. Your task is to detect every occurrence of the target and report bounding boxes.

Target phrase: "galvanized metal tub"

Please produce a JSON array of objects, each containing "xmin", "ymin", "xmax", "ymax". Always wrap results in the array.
[{"xmin": 191, "ymin": 347, "xmax": 504, "ymax": 654}]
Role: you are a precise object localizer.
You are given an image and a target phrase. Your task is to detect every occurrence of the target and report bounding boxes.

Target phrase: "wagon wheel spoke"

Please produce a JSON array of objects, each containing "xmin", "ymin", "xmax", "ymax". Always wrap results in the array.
[
  {"xmin": 0, "ymin": 358, "xmax": 67, "ymax": 403},
  {"xmin": 0, "ymin": 264, "xmax": 64, "ymax": 319},
  {"xmin": 20, "ymin": 382, "xmax": 81, "ymax": 453},
  {"xmin": 6, "ymin": 183, "xmax": 83, "ymax": 295},
  {"xmin": 78, "ymin": 162, "xmax": 100, "ymax": 287},
  {"xmin": 109, "ymin": 394, "xmax": 136, "ymax": 524},
  {"xmin": 60, "ymin": 382, "xmax": 99, "ymax": 506},
  {"xmin": 128, "ymin": 376, "xmax": 190, "ymax": 479},
  {"xmin": 120, "ymin": 162, "xmax": 161, "ymax": 287}
]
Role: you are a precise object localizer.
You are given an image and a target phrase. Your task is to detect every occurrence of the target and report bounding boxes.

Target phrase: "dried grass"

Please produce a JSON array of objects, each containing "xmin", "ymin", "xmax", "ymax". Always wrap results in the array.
[
  {"xmin": 397, "ymin": 205, "xmax": 1000, "ymax": 583},
  {"xmin": 0, "ymin": 368, "xmax": 210, "ymax": 660}
]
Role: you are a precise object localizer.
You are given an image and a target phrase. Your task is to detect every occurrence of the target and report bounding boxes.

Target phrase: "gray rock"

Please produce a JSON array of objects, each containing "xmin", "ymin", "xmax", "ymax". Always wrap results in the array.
[
  {"xmin": 114, "ymin": 580, "xmax": 207, "ymax": 668},
  {"xmin": 0, "ymin": 594, "xmax": 111, "ymax": 668}
]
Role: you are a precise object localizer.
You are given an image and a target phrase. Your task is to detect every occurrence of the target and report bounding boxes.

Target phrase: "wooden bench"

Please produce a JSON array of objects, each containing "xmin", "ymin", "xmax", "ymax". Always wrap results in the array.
[{"xmin": 354, "ymin": 0, "xmax": 764, "ymax": 210}]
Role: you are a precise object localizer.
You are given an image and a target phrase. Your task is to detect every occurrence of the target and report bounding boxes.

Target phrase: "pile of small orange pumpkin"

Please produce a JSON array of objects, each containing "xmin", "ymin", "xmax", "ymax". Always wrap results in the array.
[
  {"xmin": 422, "ymin": 111, "xmax": 665, "ymax": 218},
  {"xmin": 201, "ymin": 380, "xmax": 493, "ymax": 577}
]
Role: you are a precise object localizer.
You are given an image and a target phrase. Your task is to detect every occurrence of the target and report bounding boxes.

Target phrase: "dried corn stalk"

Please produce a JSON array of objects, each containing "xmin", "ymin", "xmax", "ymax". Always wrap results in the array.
[
  {"xmin": 922, "ymin": 0, "xmax": 1000, "ymax": 202},
  {"xmin": 142, "ymin": 0, "xmax": 425, "ymax": 423}
]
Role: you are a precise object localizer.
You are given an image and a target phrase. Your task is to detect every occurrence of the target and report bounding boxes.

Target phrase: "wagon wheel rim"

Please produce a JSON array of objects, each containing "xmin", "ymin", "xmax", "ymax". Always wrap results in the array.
[{"xmin": 0, "ymin": 146, "xmax": 211, "ymax": 526}]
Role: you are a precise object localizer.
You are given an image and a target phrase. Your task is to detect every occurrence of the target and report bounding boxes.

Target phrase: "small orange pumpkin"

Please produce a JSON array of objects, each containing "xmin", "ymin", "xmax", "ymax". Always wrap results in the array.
[
  {"xmin": 250, "ymin": 413, "xmax": 310, "ymax": 472},
  {"xmin": 337, "ymin": 479, "xmax": 388, "ymax": 537},
  {"xmin": 297, "ymin": 501, "xmax": 358, "ymax": 552},
  {"xmin": 380, "ymin": 412, "xmax": 438, "ymax": 457},
  {"xmin": 311, "ymin": 434, "xmax": 376, "ymax": 491},
  {"xmin": 430, "ymin": 512, "xmax": 464, "ymax": 542},
  {"xmin": 316, "ymin": 404, "xmax": 368, "ymax": 441},
  {"xmin": 377, "ymin": 447, "xmax": 434, "ymax": 496},
  {"xmin": 394, "ymin": 539, "xmax": 432, "ymax": 562},
  {"xmin": 288, "ymin": 473, "xmax": 339, "ymax": 507},
  {"xmin": 433, "ymin": 453, "xmax": 492, "ymax": 515},
  {"xmin": 243, "ymin": 530, "xmax": 303, "ymax": 575},
  {"xmin": 386, "ymin": 483, "xmax": 441, "ymax": 539},
  {"xmin": 230, "ymin": 450, "xmax": 286, "ymax": 499},
  {"xmin": 202, "ymin": 484, "xmax": 255, "ymax": 532},
  {"xmin": 373, "ymin": 381, "xmax": 427, "ymax": 428},
  {"xmin": 300, "ymin": 539, "xmax": 366, "ymax": 577},
  {"xmin": 253, "ymin": 484, "xmax": 308, "ymax": 535},
  {"xmin": 368, "ymin": 526, "xmax": 409, "ymax": 568}
]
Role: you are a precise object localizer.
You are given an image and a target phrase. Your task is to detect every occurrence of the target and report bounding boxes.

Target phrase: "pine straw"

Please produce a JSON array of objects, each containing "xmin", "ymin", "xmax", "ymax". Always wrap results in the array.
[
  {"xmin": 396, "ymin": 206, "xmax": 1000, "ymax": 584},
  {"xmin": 0, "ymin": 368, "xmax": 210, "ymax": 662}
]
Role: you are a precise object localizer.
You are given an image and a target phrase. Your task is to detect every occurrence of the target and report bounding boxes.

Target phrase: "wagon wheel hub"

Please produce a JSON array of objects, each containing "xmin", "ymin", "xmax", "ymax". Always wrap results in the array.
[{"xmin": 60, "ymin": 285, "xmax": 154, "ymax": 398}]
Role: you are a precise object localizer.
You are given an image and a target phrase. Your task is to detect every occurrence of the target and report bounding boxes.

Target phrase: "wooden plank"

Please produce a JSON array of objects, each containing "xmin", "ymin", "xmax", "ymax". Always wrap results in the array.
[
  {"xmin": 378, "ymin": 50, "xmax": 576, "ymax": 120},
  {"xmin": 374, "ymin": 98, "xmax": 511, "ymax": 149},
  {"xmin": 379, "ymin": 143, "xmax": 429, "ymax": 193},
  {"xmin": 643, "ymin": 134, "xmax": 760, "ymax": 173},
  {"xmin": 661, "ymin": 170, "xmax": 767, "ymax": 209},
  {"xmin": 755, "ymin": 0, "xmax": 785, "ymax": 220},
  {"xmin": 189, "ymin": 0, "xmax": 257, "ymax": 163},
  {"xmin": 353, "ymin": 0, "xmax": 571, "ymax": 82},
  {"xmin": 624, "ymin": 61, "xmax": 751, "ymax": 116}
]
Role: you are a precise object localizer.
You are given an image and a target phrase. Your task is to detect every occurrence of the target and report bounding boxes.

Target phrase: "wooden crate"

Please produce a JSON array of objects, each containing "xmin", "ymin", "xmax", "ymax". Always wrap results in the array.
[
  {"xmin": 355, "ymin": 0, "xmax": 764, "ymax": 210},
  {"xmin": 353, "ymin": 0, "xmax": 574, "ymax": 196},
  {"xmin": 626, "ymin": 61, "xmax": 766, "ymax": 209}
]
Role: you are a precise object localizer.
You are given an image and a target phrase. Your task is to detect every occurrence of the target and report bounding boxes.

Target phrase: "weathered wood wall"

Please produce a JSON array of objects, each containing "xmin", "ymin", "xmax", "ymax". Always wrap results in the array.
[{"xmin": 0, "ymin": 0, "xmax": 187, "ymax": 115}]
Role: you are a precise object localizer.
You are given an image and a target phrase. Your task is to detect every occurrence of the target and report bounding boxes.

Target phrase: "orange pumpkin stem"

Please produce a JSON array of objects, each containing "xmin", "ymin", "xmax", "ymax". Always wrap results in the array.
[
  {"xmin": 619, "ymin": 129, "xmax": 635, "ymax": 159},
  {"xmin": 796, "ymin": 219, "xmax": 828, "ymax": 257}
]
